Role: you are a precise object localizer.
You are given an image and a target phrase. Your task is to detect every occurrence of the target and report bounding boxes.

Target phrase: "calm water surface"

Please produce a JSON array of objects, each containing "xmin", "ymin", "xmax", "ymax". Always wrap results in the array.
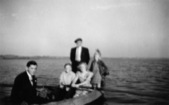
[{"xmin": 0, "ymin": 58, "xmax": 169, "ymax": 105}]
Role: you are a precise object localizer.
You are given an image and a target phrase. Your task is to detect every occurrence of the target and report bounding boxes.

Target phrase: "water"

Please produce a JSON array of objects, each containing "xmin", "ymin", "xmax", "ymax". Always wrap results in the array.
[{"xmin": 0, "ymin": 58, "xmax": 169, "ymax": 105}]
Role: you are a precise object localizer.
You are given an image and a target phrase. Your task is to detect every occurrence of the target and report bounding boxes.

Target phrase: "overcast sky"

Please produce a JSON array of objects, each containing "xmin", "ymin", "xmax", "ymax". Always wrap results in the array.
[{"xmin": 0, "ymin": 0, "xmax": 169, "ymax": 58}]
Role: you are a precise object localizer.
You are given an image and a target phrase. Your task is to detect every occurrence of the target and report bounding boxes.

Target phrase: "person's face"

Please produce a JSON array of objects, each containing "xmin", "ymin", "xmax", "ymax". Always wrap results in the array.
[
  {"xmin": 76, "ymin": 41, "xmax": 82, "ymax": 47},
  {"xmin": 94, "ymin": 53, "xmax": 100, "ymax": 61},
  {"xmin": 79, "ymin": 64, "xmax": 86, "ymax": 72},
  {"xmin": 65, "ymin": 65, "xmax": 72, "ymax": 73},
  {"xmin": 27, "ymin": 65, "xmax": 37, "ymax": 76}
]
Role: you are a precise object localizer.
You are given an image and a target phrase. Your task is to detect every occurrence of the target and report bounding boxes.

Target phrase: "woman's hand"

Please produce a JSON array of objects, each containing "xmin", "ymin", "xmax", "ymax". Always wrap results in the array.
[
  {"xmin": 72, "ymin": 84, "xmax": 79, "ymax": 88},
  {"xmin": 75, "ymin": 84, "xmax": 80, "ymax": 88},
  {"xmin": 59, "ymin": 84, "xmax": 64, "ymax": 89}
]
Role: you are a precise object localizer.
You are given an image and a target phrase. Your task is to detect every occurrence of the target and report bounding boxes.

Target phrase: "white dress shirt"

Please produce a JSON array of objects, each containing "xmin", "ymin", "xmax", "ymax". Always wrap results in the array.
[
  {"xmin": 26, "ymin": 70, "xmax": 33, "ymax": 86},
  {"xmin": 75, "ymin": 46, "xmax": 82, "ymax": 61}
]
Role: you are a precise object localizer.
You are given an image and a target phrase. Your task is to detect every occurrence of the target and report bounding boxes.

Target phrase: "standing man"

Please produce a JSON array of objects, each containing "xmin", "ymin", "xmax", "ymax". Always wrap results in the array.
[{"xmin": 70, "ymin": 38, "xmax": 90, "ymax": 73}]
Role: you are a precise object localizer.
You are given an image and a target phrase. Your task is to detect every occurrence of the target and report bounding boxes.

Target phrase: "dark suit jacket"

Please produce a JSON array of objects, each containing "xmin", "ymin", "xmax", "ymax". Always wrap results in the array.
[
  {"xmin": 11, "ymin": 71, "xmax": 37, "ymax": 104},
  {"xmin": 70, "ymin": 47, "xmax": 90, "ymax": 64}
]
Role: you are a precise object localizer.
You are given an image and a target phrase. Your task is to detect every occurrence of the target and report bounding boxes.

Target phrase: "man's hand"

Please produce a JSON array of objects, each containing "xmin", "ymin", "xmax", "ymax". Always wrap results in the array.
[
  {"xmin": 66, "ymin": 87, "xmax": 70, "ymax": 91},
  {"xmin": 60, "ymin": 84, "xmax": 64, "ymax": 89},
  {"xmin": 37, "ymin": 88, "xmax": 48, "ymax": 98}
]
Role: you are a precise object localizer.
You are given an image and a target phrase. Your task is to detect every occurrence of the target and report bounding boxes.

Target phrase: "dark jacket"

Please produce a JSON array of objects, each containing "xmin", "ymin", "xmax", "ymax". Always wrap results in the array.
[
  {"xmin": 70, "ymin": 47, "xmax": 90, "ymax": 64},
  {"xmin": 90, "ymin": 60, "xmax": 109, "ymax": 87},
  {"xmin": 90, "ymin": 60, "xmax": 109, "ymax": 78},
  {"xmin": 11, "ymin": 71, "xmax": 37, "ymax": 104}
]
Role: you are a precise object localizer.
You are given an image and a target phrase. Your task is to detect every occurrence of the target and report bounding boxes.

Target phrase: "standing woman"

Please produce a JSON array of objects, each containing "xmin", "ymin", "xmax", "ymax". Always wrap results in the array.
[{"xmin": 90, "ymin": 49, "xmax": 109, "ymax": 89}]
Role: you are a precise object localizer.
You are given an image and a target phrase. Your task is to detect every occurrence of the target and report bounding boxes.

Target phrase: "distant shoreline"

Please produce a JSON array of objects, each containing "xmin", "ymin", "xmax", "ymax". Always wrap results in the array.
[
  {"xmin": 0, "ymin": 55, "xmax": 169, "ymax": 60},
  {"xmin": 0, "ymin": 55, "xmax": 68, "ymax": 60}
]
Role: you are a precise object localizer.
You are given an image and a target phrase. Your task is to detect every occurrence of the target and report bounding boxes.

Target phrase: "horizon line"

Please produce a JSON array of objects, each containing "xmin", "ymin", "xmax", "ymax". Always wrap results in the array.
[{"xmin": 0, "ymin": 54, "xmax": 169, "ymax": 59}]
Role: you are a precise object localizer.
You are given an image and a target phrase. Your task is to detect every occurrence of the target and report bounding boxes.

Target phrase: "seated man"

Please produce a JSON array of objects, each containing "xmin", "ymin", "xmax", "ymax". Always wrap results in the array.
[
  {"xmin": 59, "ymin": 63, "xmax": 76, "ymax": 99},
  {"xmin": 11, "ymin": 60, "xmax": 47, "ymax": 105},
  {"xmin": 72, "ymin": 63, "xmax": 93, "ymax": 97}
]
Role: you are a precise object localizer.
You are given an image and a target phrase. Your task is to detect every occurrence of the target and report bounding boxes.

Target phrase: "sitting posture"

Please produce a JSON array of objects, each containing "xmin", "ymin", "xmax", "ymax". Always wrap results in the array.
[
  {"xmin": 72, "ymin": 63, "xmax": 93, "ymax": 97},
  {"xmin": 11, "ymin": 60, "xmax": 47, "ymax": 105},
  {"xmin": 59, "ymin": 63, "xmax": 76, "ymax": 99},
  {"xmin": 90, "ymin": 49, "xmax": 109, "ymax": 89}
]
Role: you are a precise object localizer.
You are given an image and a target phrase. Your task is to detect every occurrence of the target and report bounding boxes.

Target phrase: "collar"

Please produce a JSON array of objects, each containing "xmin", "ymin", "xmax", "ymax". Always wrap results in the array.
[
  {"xmin": 76, "ymin": 46, "xmax": 82, "ymax": 51},
  {"xmin": 26, "ymin": 70, "xmax": 32, "ymax": 81},
  {"xmin": 76, "ymin": 46, "xmax": 82, "ymax": 49}
]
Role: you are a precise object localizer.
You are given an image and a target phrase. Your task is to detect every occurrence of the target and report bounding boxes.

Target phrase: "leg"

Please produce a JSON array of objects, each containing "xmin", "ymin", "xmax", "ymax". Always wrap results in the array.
[
  {"xmin": 64, "ymin": 88, "xmax": 76, "ymax": 99},
  {"xmin": 53, "ymin": 87, "xmax": 66, "ymax": 101},
  {"xmin": 97, "ymin": 83, "xmax": 101, "ymax": 88},
  {"xmin": 72, "ymin": 62, "xmax": 78, "ymax": 73}
]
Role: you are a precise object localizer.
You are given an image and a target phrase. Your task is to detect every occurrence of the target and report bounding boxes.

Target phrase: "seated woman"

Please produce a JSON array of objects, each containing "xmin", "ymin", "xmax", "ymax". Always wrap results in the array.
[
  {"xmin": 72, "ymin": 63, "xmax": 93, "ymax": 97},
  {"xmin": 59, "ymin": 63, "xmax": 76, "ymax": 99}
]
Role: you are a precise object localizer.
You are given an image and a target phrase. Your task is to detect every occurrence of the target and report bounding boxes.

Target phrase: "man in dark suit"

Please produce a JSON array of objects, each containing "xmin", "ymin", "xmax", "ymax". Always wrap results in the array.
[
  {"xmin": 70, "ymin": 38, "xmax": 90, "ymax": 73},
  {"xmin": 11, "ymin": 60, "xmax": 47, "ymax": 105}
]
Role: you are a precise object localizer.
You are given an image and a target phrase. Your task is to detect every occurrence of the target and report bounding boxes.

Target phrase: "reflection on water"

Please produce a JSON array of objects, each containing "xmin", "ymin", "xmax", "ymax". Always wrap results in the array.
[{"xmin": 0, "ymin": 58, "xmax": 169, "ymax": 104}]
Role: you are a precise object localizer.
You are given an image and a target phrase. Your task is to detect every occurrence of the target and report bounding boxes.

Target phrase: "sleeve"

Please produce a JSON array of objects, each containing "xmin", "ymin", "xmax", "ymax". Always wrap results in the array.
[
  {"xmin": 59, "ymin": 72, "xmax": 64, "ymax": 84},
  {"xmin": 86, "ymin": 72, "xmax": 93, "ymax": 82},
  {"xmin": 11, "ymin": 75, "xmax": 24, "ymax": 102},
  {"xmin": 72, "ymin": 73, "xmax": 76, "ymax": 80},
  {"xmin": 86, "ymin": 48, "xmax": 90, "ymax": 64},
  {"xmin": 71, "ymin": 73, "xmax": 76, "ymax": 84},
  {"xmin": 72, "ymin": 72, "xmax": 79, "ymax": 86},
  {"xmin": 99, "ymin": 60, "xmax": 109, "ymax": 76},
  {"xmin": 89, "ymin": 61, "xmax": 94, "ymax": 72},
  {"xmin": 70, "ymin": 48, "xmax": 74, "ymax": 62}
]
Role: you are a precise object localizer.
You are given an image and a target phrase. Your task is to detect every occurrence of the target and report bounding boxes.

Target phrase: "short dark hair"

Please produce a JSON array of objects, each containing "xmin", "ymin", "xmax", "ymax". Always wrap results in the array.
[
  {"xmin": 26, "ymin": 60, "xmax": 38, "ymax": 67},
  {"xmin": 64, "ymin": 63, "xmax": 72, "ymax": 68}
]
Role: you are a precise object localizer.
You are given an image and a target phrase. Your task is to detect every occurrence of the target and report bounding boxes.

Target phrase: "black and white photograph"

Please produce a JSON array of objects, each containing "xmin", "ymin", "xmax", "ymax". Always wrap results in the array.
[{"xmin": 0, "ymin": 0, "xmax": 169, "ymax": 105}]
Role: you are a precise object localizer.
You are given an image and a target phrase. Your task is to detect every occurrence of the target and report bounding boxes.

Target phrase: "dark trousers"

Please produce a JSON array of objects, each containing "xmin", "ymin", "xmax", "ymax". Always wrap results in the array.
[
  {"xmin": 61, "ymin": 87, "xmax": 76, "ymax": 99},
  {"xmin": 51, "ymin": 86, "xmax": 75, "ymax": 101},
  {"xmin": 72, "ymin": 61, "xmax": 81, "ymax": 73}
]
